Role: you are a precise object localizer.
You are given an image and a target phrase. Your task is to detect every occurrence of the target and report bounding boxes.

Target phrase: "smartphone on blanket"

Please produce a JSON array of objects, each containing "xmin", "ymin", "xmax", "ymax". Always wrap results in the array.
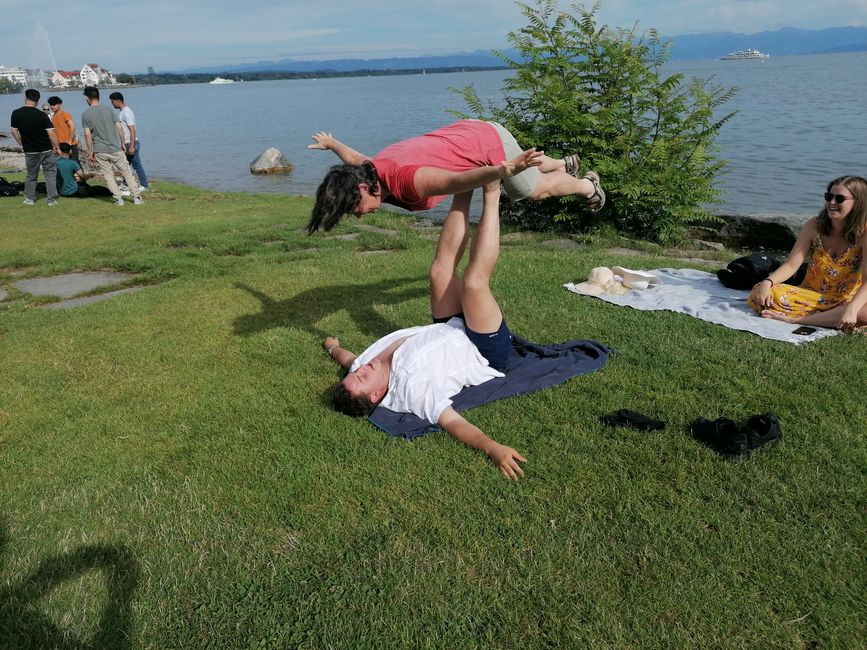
[{"xmin": 792, "ymin": 326, "xmax": 817, "ymax": 335}]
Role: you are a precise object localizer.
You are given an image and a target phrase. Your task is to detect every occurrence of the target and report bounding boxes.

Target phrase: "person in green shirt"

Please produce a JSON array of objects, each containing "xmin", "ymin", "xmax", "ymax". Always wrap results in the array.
[{"xmin": 55, "ymin": 143, "xmax": 110, "ymax": 197}]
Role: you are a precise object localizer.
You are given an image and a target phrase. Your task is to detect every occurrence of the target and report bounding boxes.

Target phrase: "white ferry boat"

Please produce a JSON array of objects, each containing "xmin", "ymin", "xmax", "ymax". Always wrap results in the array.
[
  {"xmin": 209, "ymin": 77, "xmax": 235, "ymax": 84},
  {"xmin": 719, "ymin": 48, "xmax": 769, "ymax": 61}
]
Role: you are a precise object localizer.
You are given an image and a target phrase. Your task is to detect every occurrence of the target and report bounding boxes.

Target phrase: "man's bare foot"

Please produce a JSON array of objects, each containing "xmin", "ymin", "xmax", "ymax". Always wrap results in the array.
[{"xmin": 761, "ymin": 309, "xmax": 798, "ymax": 323}]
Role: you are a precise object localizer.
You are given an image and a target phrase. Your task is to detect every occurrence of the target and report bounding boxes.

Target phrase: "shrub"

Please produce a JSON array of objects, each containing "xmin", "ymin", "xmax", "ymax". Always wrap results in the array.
[{"xmin": 452, "ymin": 0, "xmax": 738, "ymax": 244}]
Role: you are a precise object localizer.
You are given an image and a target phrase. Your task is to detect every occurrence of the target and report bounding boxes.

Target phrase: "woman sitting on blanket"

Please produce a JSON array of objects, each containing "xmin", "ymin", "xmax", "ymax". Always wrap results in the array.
[{"xmin": 749, "ymin": 175, "xmax": 867, "ymax": 330}]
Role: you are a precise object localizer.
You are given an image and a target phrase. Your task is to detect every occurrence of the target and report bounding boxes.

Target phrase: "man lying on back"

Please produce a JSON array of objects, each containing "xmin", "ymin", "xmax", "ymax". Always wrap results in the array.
[{"xmin": 322, "ymin": 182, "xmax": 526, "ymax": 479}]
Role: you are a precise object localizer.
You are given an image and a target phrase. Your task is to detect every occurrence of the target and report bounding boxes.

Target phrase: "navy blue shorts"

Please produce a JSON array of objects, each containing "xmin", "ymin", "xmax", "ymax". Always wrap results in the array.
[{"xmin": 433, "ymin": 313, "xmax": 512, "ymax": 373}]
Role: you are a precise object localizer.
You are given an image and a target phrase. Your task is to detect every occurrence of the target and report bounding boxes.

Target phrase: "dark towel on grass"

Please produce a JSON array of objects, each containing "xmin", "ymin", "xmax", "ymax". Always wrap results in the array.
[{"xmin": 368, "ymin": 334, "xmax": 609, "ymax": 439}]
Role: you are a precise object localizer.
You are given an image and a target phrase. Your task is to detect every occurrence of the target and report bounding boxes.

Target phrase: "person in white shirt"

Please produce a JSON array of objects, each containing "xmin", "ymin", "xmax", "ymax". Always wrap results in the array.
[
  {"xmin": 322, "ymin": 181, "xmax": 526, "ymax": 479},
  {"xmin": 109, "ymin": 91, "xmax": 148, "ymax": 191}
]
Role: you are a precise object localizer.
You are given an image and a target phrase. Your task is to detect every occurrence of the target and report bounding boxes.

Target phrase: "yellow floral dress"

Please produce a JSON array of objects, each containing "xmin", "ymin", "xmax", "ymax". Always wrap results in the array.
[{"xmin": 749, "ymin": 235, "xmax": 863, "ymax": 317}]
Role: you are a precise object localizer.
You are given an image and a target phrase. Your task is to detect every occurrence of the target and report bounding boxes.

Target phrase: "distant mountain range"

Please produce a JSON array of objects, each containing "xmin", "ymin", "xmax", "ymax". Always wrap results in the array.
[{"xmin": 168, "ymin": 26, "xmax": 867, "ymax": 75}]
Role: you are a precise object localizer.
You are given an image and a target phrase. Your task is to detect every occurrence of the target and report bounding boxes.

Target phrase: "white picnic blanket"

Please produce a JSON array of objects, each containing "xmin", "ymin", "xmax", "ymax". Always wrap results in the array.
[{"xmin": 564, "ymin": 268, "xmax": 839, "ymax": 344}]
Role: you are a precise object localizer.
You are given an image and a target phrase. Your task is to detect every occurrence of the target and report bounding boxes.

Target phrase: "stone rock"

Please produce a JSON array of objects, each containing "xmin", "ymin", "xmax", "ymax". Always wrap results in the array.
[
  {"xmin": 705, "ymin": 213, "xmax": 812, "ymax": 252},
  {"xmin": 604, "ymin": 247, "xmax": 644, "ymax": 257},
  {"xmin": 13, "ymin": 271, "xmax": 137, "ymax": 298},
  {"xmin": 41, "ymin": 287, "xmax": 145, "ymax": 310},
  {"xmin": 250, "ymin": 148, "xmax": 294, "ymax": 175},
  {"xmin": 542, "ymin": 239, "xmax": 585, "ymax": 251},
  {"xmin": 0, "ymin": 146, "xmax": 25, "ymax": 172},
  {"xmin": 0, "ymin": 287, "xmax": 8, "ymax": 301},
  {"xmin": 692, "ymin": 239, "xmax": 725, "ymax": 251}
]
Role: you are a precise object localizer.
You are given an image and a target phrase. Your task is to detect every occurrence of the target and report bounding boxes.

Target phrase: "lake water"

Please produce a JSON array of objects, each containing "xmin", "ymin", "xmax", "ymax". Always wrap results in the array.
[{"xmin": 2, "ymin": 51, "xmax": 864, "ymax": 218}]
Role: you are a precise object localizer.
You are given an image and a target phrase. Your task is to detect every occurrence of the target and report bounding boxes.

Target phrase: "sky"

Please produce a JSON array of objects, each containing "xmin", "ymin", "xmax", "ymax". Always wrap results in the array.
[{"xmin": 1, "ymin": 0, "xmax": 865, "ymax": 73}]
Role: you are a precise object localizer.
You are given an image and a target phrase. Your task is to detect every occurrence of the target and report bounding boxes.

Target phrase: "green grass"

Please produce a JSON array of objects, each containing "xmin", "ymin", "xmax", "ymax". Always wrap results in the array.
[{"xmin": 1, "ymin": 183, "xmax": 864, "ymax": 648}]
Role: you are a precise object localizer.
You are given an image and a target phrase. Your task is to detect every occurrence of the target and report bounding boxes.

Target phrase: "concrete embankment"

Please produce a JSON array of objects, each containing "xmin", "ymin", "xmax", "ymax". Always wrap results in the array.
[{"xmin": 0, "ymin": 146, "xmax": 25, "ymax": 171}]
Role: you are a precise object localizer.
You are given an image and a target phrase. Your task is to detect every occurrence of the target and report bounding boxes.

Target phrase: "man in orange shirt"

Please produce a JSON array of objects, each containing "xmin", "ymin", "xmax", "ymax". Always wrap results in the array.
[{"xmin": 47, "ymin": 96, "xmax": 80, "ymax": 162}]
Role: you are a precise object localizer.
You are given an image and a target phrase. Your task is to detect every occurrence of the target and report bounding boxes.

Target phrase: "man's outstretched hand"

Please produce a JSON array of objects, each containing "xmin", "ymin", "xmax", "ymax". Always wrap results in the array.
[
  {"xmin": 487, "ymin": 443, "xmax": 527, "ymax": 480},
  {"xmin": 499, "ymin": 147, "xmax": 543, "ymax": 177}
]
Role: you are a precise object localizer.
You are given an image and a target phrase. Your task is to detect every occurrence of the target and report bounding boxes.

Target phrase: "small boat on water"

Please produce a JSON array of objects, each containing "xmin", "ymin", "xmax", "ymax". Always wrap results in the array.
[
  {"xmin": 719, "ymin": 48, "xmax": 769, "ymax": 61},
  {"xmin": 209, "ymin": 77, "xmax": 235, "ymax": 84}
]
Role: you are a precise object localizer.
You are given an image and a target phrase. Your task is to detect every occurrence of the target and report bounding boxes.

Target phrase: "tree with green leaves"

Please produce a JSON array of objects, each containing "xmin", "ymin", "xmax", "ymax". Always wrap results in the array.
[
  {"xmin": 0, "ymin": 78, "xmax": 23, "ymax": 95},
  {"xmin": 453, "ymin": 0, "xmax": 738, "ymax": 243}
]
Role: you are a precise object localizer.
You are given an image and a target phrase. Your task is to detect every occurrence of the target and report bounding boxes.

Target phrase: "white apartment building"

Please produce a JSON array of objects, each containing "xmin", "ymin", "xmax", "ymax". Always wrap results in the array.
[{"xmin": 0, "ymin": 66, "xmax": 28, "ymax": 85}]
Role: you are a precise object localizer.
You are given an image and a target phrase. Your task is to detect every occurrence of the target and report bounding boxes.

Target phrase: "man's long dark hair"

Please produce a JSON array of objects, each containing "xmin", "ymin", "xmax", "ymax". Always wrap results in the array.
[{"xmin": 307, "ymin": 161, "xmax": 380, "ymax": 234}]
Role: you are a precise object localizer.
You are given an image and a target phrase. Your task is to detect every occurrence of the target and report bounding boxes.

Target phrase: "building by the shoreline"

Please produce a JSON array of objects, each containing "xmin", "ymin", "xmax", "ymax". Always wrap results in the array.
[
  {"xmin": 0, "ymin": 66, "xmax": 28, "ymax": 86},
  {"xmin": 0, "ymin": 62, "xmax": 117, "ymax": 89}
]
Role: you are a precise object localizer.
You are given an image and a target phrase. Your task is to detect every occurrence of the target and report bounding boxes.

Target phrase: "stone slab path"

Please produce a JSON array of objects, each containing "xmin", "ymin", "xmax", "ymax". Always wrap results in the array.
[
  {"xmin": 13, "ymin": 272, "xmax": 137, "ymax": 299},
  {"xmin": 43, "ymin": 287, "xmax": 145, "ymax": 310}
]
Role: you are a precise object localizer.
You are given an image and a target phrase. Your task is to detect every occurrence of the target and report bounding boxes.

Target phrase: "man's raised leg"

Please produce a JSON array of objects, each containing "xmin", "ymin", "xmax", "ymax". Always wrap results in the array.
[{"xmin": 429, "ymin": 191, "xmax": 472, "ymax": 319}]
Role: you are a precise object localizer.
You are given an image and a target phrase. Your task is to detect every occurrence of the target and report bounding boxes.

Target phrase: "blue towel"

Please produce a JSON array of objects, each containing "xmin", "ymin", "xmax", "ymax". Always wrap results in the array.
[{"xmin": 368, "ymin": 334, "xmax": 609, "ymax": 439}]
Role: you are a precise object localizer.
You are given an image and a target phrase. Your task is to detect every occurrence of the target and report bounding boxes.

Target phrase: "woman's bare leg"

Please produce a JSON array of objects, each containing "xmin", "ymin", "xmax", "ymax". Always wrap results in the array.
[
  {"xmin": 529, "ymin": 172, "xmax": 594, "ymax": 200},
  {"xmin": 761, "ymin": 302, "xmax": 867, "ymax": 328},
  {"xmin": 538, "ymin": 155, "xmax": 566, "ymax": 173},
  {"xmin": 429, "ymin": 192, "xmax": 472, "ymax": 319}
]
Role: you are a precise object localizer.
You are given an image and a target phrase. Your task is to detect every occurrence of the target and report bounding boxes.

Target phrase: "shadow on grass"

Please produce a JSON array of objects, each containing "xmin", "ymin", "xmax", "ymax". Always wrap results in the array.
[
  {"xmin": 233, "ymin": 276, "xmax": 428, "ymax": 339},
  {"xmin": 0, "ymin": 523, "xmax": 139, "ymax": 650}
]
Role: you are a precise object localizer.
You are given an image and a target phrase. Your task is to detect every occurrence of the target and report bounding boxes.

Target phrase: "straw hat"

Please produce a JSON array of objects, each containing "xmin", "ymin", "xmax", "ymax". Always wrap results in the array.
[
  {"xmin": 611, "ymin": 266, "xmax": 663, "ymax": 290},
  {"xmin": 572, "ymin": 267, "xmax": 629, "ymax": 296}
]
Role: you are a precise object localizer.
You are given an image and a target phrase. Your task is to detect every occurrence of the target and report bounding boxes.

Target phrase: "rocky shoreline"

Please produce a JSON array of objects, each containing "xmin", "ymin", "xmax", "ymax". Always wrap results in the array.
[{"xmin": 0, "ymin": 148, "xmax": 24, "ymax": 170}]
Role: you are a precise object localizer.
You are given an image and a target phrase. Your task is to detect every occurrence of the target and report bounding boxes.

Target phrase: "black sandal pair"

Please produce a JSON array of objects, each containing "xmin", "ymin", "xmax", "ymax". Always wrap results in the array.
[
  {"xmin": 599, "ymin": 409, "xmax": 782, "ymax": 460},
  {"xmin": 690, "ymin": 413, "xmax": 782, "ymax": 459}
]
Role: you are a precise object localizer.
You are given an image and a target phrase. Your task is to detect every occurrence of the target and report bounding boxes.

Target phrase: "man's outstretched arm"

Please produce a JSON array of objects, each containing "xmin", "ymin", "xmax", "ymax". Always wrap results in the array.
[
  {"xmin": 323, "ymin": 336, "xmax": 357, "ymax": 370},
  {"xmin": 308, "ymin": 132, "xmax": 369, "ymax": 166},
  {"xmin": 437, "ymin": 406, "xmax": 526, "ymax": 479}
]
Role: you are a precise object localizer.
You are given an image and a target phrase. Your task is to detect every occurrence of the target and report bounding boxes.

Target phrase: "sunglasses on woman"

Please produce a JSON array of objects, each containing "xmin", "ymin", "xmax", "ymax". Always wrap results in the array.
[{"xmin": 824, "ymin": 192, "xmax": 853, "ymax": 204}]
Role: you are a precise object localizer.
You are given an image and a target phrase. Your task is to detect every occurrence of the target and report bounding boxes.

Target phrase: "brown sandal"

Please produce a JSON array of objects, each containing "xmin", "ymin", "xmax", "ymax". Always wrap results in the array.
[
  {"xmin": 583, "ymin": 171, "xmax": 606, "ymax": 212},
  {"xmin": 564, "ymin": 154, "xmax": 582, "ymax": 177}
]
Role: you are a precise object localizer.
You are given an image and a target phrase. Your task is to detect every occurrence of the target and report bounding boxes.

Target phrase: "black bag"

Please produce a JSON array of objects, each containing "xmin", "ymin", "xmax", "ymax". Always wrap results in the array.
[
  {"xmin": 0, "ymin": 176, "xmax": 24, "ymax": 197},
  {"xmin": 717, "ymin": 252, "xmax": 807, "ymax": 289}
]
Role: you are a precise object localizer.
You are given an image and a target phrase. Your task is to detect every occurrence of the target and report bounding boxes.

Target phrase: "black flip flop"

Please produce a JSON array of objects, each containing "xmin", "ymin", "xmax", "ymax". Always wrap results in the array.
[{"xmin": 600, "ymin": 409, "xmax": 665, "ymax": 432}]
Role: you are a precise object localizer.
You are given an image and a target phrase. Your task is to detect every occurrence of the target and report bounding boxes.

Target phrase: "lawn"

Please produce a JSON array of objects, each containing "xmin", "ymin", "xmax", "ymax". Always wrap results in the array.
[{"xmin": 1, "ymin": 183, "xmax": 864, "ymax": 648}]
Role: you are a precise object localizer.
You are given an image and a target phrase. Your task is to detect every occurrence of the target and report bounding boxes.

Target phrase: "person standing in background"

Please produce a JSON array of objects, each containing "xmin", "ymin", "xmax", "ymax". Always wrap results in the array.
[
  {"xmin": 47, "ymin": 96, "xmax": 80, "ymax": 162},
  {"xmin": 81, "ymin": 86, "xmax": 142, "ymax": 206},
  {"xmin": 109, "ymin": 92, "xmax": 148, "ymax": 191},
  {"xmin": 10, "ymin": 88, "xmax": 60, "ymax": 206}
]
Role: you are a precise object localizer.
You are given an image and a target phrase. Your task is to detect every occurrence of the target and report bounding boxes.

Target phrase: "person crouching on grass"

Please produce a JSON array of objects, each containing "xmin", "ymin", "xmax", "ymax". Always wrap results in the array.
[{"xmin": 322, "ymin": 181, "xmax": 527, "ymax": 479}]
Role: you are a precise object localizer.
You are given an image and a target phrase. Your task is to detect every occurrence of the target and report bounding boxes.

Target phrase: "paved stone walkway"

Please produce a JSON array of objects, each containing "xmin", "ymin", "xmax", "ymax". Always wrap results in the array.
[
  {"xmin": 43, "ymin": 287, "xmax": 145, "ymax": 310},
  {"xmin": 13, "ymin": 272, "xmax": 137, "ymax": 299}
]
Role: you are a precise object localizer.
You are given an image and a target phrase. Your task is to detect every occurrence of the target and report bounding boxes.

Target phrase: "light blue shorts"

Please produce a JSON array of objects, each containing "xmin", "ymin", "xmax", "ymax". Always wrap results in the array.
[{"xmin": 486, "ymin": 121, "xmax": 540, "ymax": 201}]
